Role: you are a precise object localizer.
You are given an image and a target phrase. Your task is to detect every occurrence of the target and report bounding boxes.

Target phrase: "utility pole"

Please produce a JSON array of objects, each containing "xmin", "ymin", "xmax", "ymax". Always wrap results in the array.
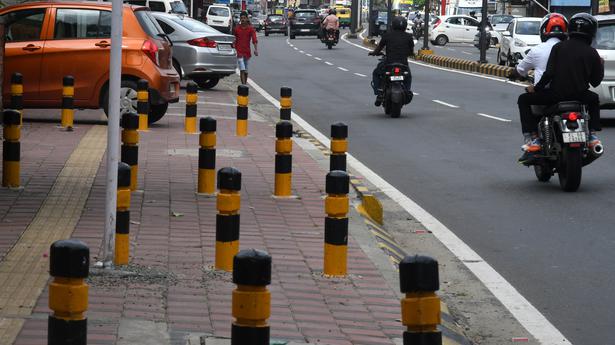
[
  {"xmin": 350, "ymin": 0, "xmax": 359, "ymax": 37},
  {"xmin": 386, "ymin": 0, "xmax": 392, "ymax": 30},
  {"xmin": 421, "ymin": 0, "xmax": 431, "ymax": 52},
  {"xmin": 478, "ymin": 0, "xmax": 488, "ymax": 63}
]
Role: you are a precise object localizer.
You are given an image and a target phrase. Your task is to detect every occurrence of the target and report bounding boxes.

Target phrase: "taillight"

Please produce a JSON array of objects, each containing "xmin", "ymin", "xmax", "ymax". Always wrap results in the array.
[
  {"xmin": 433, "ymin": 18, "xmax": 441, "ymax": 29},
  {"xmin": 187, "ymin": 37, "xmax": 217, "ymax": 48},
  {"xmin": 567, "ymin": 112, "xmax": 578, "ymax": 121},
  {"xmin": 142, "ymin": 39, "xmax": 159, "ymax": 66},
  {"xmin": 394, "ymin": 67, "xmax": 400, "ymax": 75}
]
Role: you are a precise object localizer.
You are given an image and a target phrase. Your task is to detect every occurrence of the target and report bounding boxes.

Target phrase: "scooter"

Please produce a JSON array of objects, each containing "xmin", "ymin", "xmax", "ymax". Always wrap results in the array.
[
  {"xmin": 372, "ymin": 54, "xmax": 413, "ymax": 118},
  {"xmin": 321, "ymin": 28, "xmax": 338, "ymax": 49}
]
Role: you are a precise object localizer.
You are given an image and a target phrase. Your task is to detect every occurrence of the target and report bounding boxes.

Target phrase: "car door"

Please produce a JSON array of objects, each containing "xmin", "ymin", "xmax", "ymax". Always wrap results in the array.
[
  {"xmin": 443, "ymin": 16, "xmax": 465, "ymax": 43},
  {"xmin": 462, "ymin": 17, "xmax": 480, "ymax": 42},
  {"xmin": 500, "ymin": 21, "xmax": 514, "ymax": 56},
  {"xmin": 38, "ymin": 8, "xmax": 111, "ymax": 104},
  {"xmin": 2, "ymin": 7, "xmax": 50, "ymax": 104}
]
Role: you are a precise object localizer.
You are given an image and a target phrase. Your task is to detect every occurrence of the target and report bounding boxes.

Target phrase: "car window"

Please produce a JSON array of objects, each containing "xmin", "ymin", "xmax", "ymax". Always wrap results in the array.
[
  {"xmin": 127, "ymin": 0, "xmax": 147, "ymax": 5},
  {"xmin": 506, "ymin": 22, "xmax": 514, "ymax": 33},
  {"xmin": 54, "ymin": 9, "xmax": 110, "ymax": 39},
  {"xmin": 295, "ymin": 11, "xmax": 316, "ymax": 19},
  {"xmin": 268, "ymin": 15, "xmax": 283, "ymax": 22},
  {"xmin": 492, "ymin": 15, "xmax": 513, "ymax": 24},
  {"xmin": 148, "ymin": 1, "xmax": 166, "ymax": 12},
  {"xmin": 156, "ymin": 19, "xmax": 175, "ymax": 34},
  {"xmin": 169, "ymin": 16, "xmax": 217, "ymax": 32},
  {"xmin": 464, "ymin": 18, "xmax": 479, "ymax": 26},
  {"xmin": 515, "ymin": 21, "xmax": 539, "ymax": 35},
  {"xmin": 447, "ymin": 17, "xmax": 462, "ymax": 25},
  {"xmin": 209, "ymin": 7, "xmax": 230, "ymax": 17},
  {"xmin": 2, "ymin": 8, "xmax": 46, "ymax": 42},
  {"xmin": 170, "ymin": 1, "xmax": 188, "ymax": 14},
  {"xmin": 595, "ymin": 22, "xmax": 615, "ymax": 50},
  {"xmin": 134, "ymin": 10, "xmax": 164, "ymax": 37}
]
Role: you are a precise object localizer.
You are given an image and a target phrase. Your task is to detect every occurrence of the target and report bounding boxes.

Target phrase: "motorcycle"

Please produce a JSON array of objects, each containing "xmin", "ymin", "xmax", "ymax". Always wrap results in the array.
[
  {"xmin": 412, "ymin": 20, "xmax": 424, "ymax": 38},
  {"xmin": 321, "ymin": 28, "xmax": 338, "ymax": 49},
  {"xmin": 372, "ymin": 54, "xmax": 413, "ymax": 118},
  {"xmin": 523, "ymin": 101, "xmax": 603, "ymax": 192}
]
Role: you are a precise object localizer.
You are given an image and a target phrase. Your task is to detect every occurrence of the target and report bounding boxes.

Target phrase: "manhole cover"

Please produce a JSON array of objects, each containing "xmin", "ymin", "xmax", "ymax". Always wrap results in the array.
[{"xmin": 167, "ymin": 148, "xmax": 244, "ymax": 158}]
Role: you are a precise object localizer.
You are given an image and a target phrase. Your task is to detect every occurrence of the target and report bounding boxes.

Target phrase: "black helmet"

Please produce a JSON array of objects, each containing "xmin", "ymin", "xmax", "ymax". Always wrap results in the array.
[
  {"xmin": 392, "ymin": 16, "xmax": 407, "ymax": 31},
  {"xmin": 539, "ymin": 13, "xmax": 568, "ymax": 42},
  {"xmin": 569, "ymin": 13, "xmax": 598, "ymax": 41},
  {"xmin": 329, "ymin": 8, "xmax": 336, "ymax": 15}
]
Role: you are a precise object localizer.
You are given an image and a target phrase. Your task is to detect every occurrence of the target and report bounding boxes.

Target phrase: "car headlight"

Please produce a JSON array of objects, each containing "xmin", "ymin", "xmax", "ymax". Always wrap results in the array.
[{"xmin": 514, "ymin": 38, "xmax": 526, "ymax": 47}]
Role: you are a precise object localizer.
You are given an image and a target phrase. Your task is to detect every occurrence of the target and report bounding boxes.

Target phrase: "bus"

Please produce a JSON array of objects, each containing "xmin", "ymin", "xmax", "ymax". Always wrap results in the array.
[{"xmin": 453, "ymin": 0, "xmax": 482, "ymax": 18}]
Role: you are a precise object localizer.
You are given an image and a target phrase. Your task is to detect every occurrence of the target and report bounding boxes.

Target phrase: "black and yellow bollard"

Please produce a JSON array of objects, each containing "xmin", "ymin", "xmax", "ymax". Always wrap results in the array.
[
  {"xmin": 2, "ymin": 110, "xmax": 21, "ymax": 188},
  {"xmin": 137, "ymin": 79, "xmax": 149, "ymax": 131},
  {"xmin": 48, "ymin": 239, "xmax": 89, "ymax": 345},
  {"xmin": 280, "ymin": 87, "xmax": 292, "ymax": 121},
  {"xmin": 115, "ymin": 162, "xmax": 132, "ymax": 266},
  {"xmin": 399, "ymin": 255, "xmax": 442, "ymax": 345},
  {"xmin": 198, "ymin": 117, "xmax": 217, "ymax": 194},
  {"xmin": 185, "ymin": 82, "xmax": 198, "ymax": 134},
  {"xmin": 231, "ymin": 249, "xmax": 272, "ymax": 345},
  {"xmin": 236, "ymin": 85, "xmax": 249, "ymax": 136},
  {"xmin": 121, "ymin": 113, "xmax": 139, "ymax": 191},
  {"xmin": 274, "ymin": 121, "xmax": 292, "ymax": 197},
  {"xmin": 10, "ymin": 72, "xmax": 23, "ymax": 125},
  {"xmin": 323, "ymin": 170, "xmax": 349, "ymax": 277},
  {"xmin": 216, "ymin": 167, "xmax": 241, "ymax": 271},
  {"xmin": 330, "ymin": 122, "xmax": 347, "ymax": 172},
  {"xmin": 61, "ymin": 76, "xmax": 75, "ymax": 130}
]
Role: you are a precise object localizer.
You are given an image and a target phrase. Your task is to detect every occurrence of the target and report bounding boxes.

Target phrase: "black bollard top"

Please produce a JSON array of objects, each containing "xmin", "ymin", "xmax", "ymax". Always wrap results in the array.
[
  {"xmin": 217, "ymin": 167, "xmax": 241, "ymax": 191},
  {"xmin": 237, "ymin": 85, "xmax": 249, "ymax": 96},
  {"xmin": 118, "ymin": 162, "xmax": 132, "ymax": 188},
  {"xmin": 187, "ymin": 81, "xmax": 198, "ymax": 94},
  {"xmin": 280, "ymin": 87, "xmax": 292, "ymax": 98},
  {"xmin": 63, "ymin": 75, "xmax": 75, "ymax": 86},
  {"xmin": 200, "ymin": 117, "xmax": 217, "ymax": 132},
  {"xmin": 399, "ymin": 255, "xmax": 439, "ymax": 293},
  {"xmin": 50, "ymin": 239, "xmax": 90, "ymax": 279},
  {"xmin": 11, "ymin": 72, "xmax": 23, "ymax": 84},
  {"xmin": 326, "ymin": 170, "xmax": 349, "ymax": 194},
  {"xmin": 121, "ymin": 112, "xmax": 139, "ymax": 130},
  {"xmin": 331, "ymin": 122, "xmax": 348, "ymax": 139},
  {"xmin": 137, "ymin": 79, "xmax": 149, "ymax": 91},
  {"xmin": 3, "ymin": 109, "xmax": 21, "ymax": 126},
  {"xmin": 233, "ymin": 249, "xmax": 272, "ymax": 286},
  {"xmin": 275, "ymin": 121, "xmax": 293, "ymax": 139}
]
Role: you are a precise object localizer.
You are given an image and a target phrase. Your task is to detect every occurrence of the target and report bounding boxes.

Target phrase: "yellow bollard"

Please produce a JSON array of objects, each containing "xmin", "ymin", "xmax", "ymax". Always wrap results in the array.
[
  {"xmin": 330, "ymin": 122, "xmax": 348, "ymax": 172},
  {"xmin": 185, "ymin": 82, "xmax": 198, "ymax": 134},
  {"xmin": 280, "ymin": 87, "xmax": 292, "ymax": 121},
  {"xmin": 10, "ymin": 73, "xmax": 23, "ymax": 126},
  {"xmin": 48, "ymin": 239, "xmax": 89, "ymax": 345},
  {"xmin": 61, "ymin": 76, "xmax": 75, "ymax": 130},
  {"xmin": 114, "ymin": 162, "xmax": 132, "ymax": 266},
  {"xmin": 215, "ymin": 167, "xmax": 242, "ymax": 271},
  {"xmin": 2, "ymin": 110, "xmax": 21, "ymax": 188},
  {"xmin": 231, "ymin": 249, "xmax": 272, "ymax": 345},
  {"xmin": 274, "ymin": 121, "xmax": 292, "ymax": 197},
  {"xmin": 121, "ymin": 113, "xmax": 139, "ymax": 191},
  {"xmin": 198, "ymin": 117, "xmax": 217, "ymax": 194},
  {"xmin": 236, "ymin": 85, "xmax": 249, "ymax": 136},
  {"xmin": 137, "ymin": 79, "xmax": 149, "ymax": 131},
  {"xmin": 399, "ymin": 255, "xmax": 442, "ymax": 345},
  {"xmin": 323, "ymin": 170, "xmax": 349, "ymax": 277}
]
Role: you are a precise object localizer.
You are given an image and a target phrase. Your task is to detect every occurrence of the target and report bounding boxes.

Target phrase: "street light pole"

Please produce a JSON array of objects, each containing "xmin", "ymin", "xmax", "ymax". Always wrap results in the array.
[
  {"xmin": 386, "ymin": 0, "xmax": 392, "ymax": 31},
  {"xmin": 478, "ymin": 0, "xmax": 488, "ymax": 63},
  {"xmin": 422, "ymin": 0, "xmax": 430, "ymax": 51}
]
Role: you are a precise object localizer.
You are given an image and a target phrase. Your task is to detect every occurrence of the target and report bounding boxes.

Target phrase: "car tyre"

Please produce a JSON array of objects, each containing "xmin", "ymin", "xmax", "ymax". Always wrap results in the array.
[
  {"xmin": 507, "ymin": 53, "xmax": 515, "ymax": 67},
  {"xmin": 265, "ymin": 30, "xmax": 270, "ymax": 36},
  {"xmin": 148, "ymin": 102, "xmax": 168, "ymax": 124},
  {"xmin": 194, "ymin": 77, "xmax": 220, "ymax": 89},
  {"xmin": 290, "ymin": 33, "xmax": 296, "ymax": 39},
  {"xmin": 102, "ymin": 79, "xmax": 168, "ymax": 124},
  {"xmin": 497, "ymin": 48, "xmax": 505, "ymax": 66},
  {"xmin": 435, "ymin": 35, "xmax": 448, "ymax": 46},
  {"xmin": 284, "ymin": 30, "xmax": 288, "ymax": 36}
]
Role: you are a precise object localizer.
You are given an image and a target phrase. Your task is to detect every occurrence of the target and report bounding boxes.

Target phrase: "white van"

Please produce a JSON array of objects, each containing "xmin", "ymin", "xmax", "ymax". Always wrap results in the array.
[
  {"xmin": 205, "ymin": 5, "xmax": 233, "ymax": 34},
  {"xmin": 126, "ymin": 0, "xmax": 188, "ymax": 15}
]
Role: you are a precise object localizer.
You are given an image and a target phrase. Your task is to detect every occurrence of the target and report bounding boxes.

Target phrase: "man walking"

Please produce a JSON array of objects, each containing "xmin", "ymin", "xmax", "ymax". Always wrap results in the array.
[{"xmin": 234, "ymin": 11, "xmax": 258, "ymax": 85}]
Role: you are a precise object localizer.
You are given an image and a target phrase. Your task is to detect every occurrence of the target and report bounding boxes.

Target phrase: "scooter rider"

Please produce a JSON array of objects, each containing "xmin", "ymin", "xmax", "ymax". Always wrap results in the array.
[
  {"xmin": 321, "ymin": 8, "xmax": 340, "ymax": 41},
  {"xmin": 509, "ymin": 13, "xmax": 568, "ymax": 160},
  {"xmin": 368, "ymin": 16, "xmax": 415, "ymax": 106}
]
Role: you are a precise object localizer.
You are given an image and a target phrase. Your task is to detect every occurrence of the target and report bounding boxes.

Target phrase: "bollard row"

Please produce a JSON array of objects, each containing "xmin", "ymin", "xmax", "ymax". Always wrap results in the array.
[
  {"xmin": 2, "ymin": 110, "xmax": 21, "ymax": 188},
  {"xmin": 11, "ymin": 72, "xmax": 23, "ymax": 125},
  {"xmin": 198, "ymin": 117, "xmax": 217, "ymax": 194},
  {"xmin": 216, "ymin": 167, "xmax": 242, "ymax": 271},
  {"xmin": 236, "ymin": 85, "xmax": 249, "ymax": 136},
  {"xmin": 115, "ymin": 162, "xmax": 132, "ymax": 266},
  {"xmin": 323, "ymin": 170, "xmax": 350, "ymax": 276},
  {"xmin": 121, "ymin": 113, "xmax": 140, "ymax": 191},
  {"xmin": 137, "ymin": 79, "xmax": 149, "ymax": 131},
  {"xmin": 61, "ymin": 76, "xmax": 75, "ymax": 129},
  {"xmin": 280, "ymin": 87, "xmax": 292, "ymax": 121},
  {"xmin": 274, "ymin": 121, "xmax": 292, "ymax": 197},
  {"xmin": 185, "ymin": 82, "xmax": 198, "ymax": 134},
  {"xmin": 330, "ymin": 122, "xmax": 348, "ymax": 172}
]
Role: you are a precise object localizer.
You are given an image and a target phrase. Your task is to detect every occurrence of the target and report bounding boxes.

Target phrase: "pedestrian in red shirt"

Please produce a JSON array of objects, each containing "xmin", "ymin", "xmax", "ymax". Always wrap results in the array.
[{"xmin": 234, "ymin": 11, "xmax": 258, "ymax": 85}]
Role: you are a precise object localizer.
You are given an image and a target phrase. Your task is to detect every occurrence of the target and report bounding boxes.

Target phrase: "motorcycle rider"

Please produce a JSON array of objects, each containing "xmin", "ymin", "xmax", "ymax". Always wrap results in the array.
[
  {"xmin": 368, "ymin": 16, "xmax": 415, "ymax": 106},
  {"xmin": 509, "ymin": 13, "xmax": 568, "ymax": 160},
  {"xmin": 519, "ymin": 13, "xmax": 604, "ymax": 163},
  {"xmin": 321, "ymin": 8, "xmax": 340, "ymax": 41}
]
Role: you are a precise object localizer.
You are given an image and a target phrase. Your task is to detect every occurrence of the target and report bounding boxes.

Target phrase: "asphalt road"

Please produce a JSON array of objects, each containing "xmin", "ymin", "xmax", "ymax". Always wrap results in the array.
[
  {"xmin": 250, "ymin": 33, "xmax": 615, "ymax": 345},
  {"xmin": 429, "ymin": 41, "xmax": 499, "ymax": 63}
]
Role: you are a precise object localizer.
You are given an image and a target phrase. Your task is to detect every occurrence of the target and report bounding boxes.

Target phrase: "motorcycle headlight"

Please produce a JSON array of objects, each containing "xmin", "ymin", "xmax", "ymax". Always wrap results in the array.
[{"xmin": 514, "ymin": 38, "xmax": 527, "ymax": 47}]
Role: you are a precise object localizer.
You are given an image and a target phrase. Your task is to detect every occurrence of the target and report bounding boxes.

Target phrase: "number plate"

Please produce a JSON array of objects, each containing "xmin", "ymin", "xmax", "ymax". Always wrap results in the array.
[
  {"xmin": 218, "ymin": 44, "xmax": 232, "ymax": 51},
  {"xmin": 390, "ymin": 75, "xmax": 404, "ymax": 81},
  {"xmin": 562, "ymin": 132, "xmax": 586, "ymax": 143},
  {"xmin": 301, "ymin": 29, "xmax": 310, "ymax": 32}
]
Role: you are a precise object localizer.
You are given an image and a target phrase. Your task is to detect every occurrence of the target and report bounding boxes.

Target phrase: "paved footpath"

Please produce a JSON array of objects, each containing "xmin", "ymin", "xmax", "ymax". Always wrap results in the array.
[{"xmin": 0, "ymin": 77, "xmax": 470, "ymax": 345}]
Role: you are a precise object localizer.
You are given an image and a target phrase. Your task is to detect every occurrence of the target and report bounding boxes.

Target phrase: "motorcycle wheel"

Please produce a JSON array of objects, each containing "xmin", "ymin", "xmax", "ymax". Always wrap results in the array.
[
  {"xmin": 390, "ymin": 101, "xmax": 402, "ymax": 118},
  {"xmin": 384, "ymin": 101, "xmax": 391, "ymax": 115},
  {"xmin": 533, "ymin": 162, "xmax": 552, "ymax": 182},
  {"xmin": 327, "ymin": 43, "xmax": 332, "ymax": 49},
  {"xmin": 497, "ymin": 48, "xmax": 504, "ymax": 66},
  {"xmin": 558, "ymin": 147, "xmax": 583, "ymax": 192}
]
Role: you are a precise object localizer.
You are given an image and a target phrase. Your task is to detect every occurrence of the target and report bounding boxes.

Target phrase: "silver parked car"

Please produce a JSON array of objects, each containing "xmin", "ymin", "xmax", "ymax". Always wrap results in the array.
[
  {"xmin": 152, "ymin": 13, "xmax": 236, "ymax": 89},
  {"xmin": 593, "ymin": 15, "xmax": 615, "ymax": 109}
]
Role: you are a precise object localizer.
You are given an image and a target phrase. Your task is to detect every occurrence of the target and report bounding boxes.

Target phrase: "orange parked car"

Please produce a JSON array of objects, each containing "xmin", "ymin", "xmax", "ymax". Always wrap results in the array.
[{"xmin": 1, "ymin": 2, "xmax": 180, "ymax": 123}]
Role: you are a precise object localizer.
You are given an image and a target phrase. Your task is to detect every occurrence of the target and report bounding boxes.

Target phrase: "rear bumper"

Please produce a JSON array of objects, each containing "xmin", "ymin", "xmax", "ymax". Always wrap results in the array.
[
  {"xmin": 265, "ymin": 25, "xmax": 287, "ymax": 32},
  {"xmin": 290, "ymin": 27, "xmax": 319, "ymax": 35},
  {"xmin": 176, "ymin": 45, "xmax": 237, "ymax": 78},
  {"xmin": 151, "ymin": 68, "xmax": 180, "ymax": 104},
  {"xmin": 592, "ymin": 81, "xmax": 615, "ymax": 108}
]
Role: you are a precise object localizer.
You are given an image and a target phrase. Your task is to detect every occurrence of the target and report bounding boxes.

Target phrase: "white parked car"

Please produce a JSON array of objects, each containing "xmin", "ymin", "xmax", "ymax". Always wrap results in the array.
[
  {"xmin": 428, "ymin": 15, "xmax": 480, "ymax": 46},
  {"xmin": 204, "ymin": 5, "xmax": 233, "ymax": 34},
  {"xmin": 497, "ymin": 17, "xmax": 541, "ymax": 67},
  {"xmin": 488, "ymin": 14, "xmax": 519, "ymax": 45},
  {"xmin": 127, "ymin": 0, "xmax": 188, "ymax": 15},
  {"xmin": 593, "ymin": 14, "xmax": 615, "ymax": 109}
]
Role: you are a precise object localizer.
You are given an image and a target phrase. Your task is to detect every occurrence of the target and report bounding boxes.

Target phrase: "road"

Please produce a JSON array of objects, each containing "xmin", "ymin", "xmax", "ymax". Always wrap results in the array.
[
  {"xmin": 249, "ymin": 32, "xmax": 615, "ymax": 345},
  {"xmin": 429, "ymin": 41, "xmax": 499, "ymax": 63}
]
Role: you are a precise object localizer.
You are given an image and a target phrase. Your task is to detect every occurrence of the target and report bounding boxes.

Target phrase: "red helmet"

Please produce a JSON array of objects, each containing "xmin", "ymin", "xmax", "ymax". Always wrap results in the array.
[{"xmin": 540, "ymin": 13, "xmax": 568, "ymax": 42}]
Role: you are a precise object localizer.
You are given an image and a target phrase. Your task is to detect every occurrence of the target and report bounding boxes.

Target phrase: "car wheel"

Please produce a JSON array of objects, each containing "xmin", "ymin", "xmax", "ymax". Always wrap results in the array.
[
  {"xmin": 435, "ymin": 35, "xmax": 448, "ymax": 46},
  {"xmin": 265, "ymin": 31, "xmax": 269, "ymax": 36},
  {"xmin": 497, "ymin": 48, "xmax": 505, "ymax": 66},
  {"xmin": 290, "ymin": 34, "xmax": 296, "ymax": 39},
  {"xmin": 148, "ymin": 102, "xmax": 168, "ymax": 124},
  {"xmin": 507, "ymin": 53, "xmax": 515, "ymax": 67},
  {"xmin": 284, "ymin": 30, "xmax": 288, "ymax": 36},
  {"xmin": 194, "ymin": 77, "xmax": 220, "ymax": 89},
  {"xmin": 102, "ymin": 79, "xmax": 166, "ymax": 123}
]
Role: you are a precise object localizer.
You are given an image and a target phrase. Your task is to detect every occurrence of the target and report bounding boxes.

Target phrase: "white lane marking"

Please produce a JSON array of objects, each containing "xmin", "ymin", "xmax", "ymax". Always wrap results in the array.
[
  {"xmin": 477, "ymin": 113, "xmax": 512, "ymax": 122},
  {"xmin": 299, "ymin": 50, "xmax": 305, "ymax": 53},
  {"xmin": 247, "ymin": 75, "xmax": 570, "ymax": 345},
  {"xmin": 325, "ymin": 61, "xmax": 333, "ymax": 65},
  {"xmin": 341, "ymin": 33, "xmax": 527, "ymax": 88},
  {"xmin": 413, "ymin": 92, "xmax": 420, "ymax": 96},
  {"xmin": 432, "ymin": 99, "xmax": 459, "ymax": 108},
  {"xmin": 354, "ymin": 72, "xmax": 367, "ymax": 77},
  {"xmin": 462, "ymin": 51, "xmax": 472, "ymax": 55},
  {"xmin": 314, "ymin": 57, "xmax": 322, "ymax": 61},
  {"xmin": 306, "ymin": 53, "xmax": 313, "ymax": 57},
  {"xmin": 293, "ymin": 47, "xmax": 298, "ymax": 50},
  {"xmin": 338, "ymin": 67, "xmax": 349, "ymax": 71},
  {"xmin": 447, "ymin": 48, "xmax": 455, "ymax": 51},
  {"xmin": 340, "ymin": 32, "xmax": 570, "ymax": 345}
]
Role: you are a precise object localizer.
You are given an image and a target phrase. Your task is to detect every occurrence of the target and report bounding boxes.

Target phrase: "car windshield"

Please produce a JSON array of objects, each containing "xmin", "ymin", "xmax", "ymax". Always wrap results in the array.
[
  {"xmin": 170, "ymin": 16, "xmax": 217, "ymax": 32},
  {"xmin": 515, "ymin": 21, "xmax": 540, "ymax": 35},
  {"xmin": 269, "ymin": 15, "xmax": 283, "ymax": 22},
  {"xmin": 170, "ymin": 1, "xmax": 187, "ymax": 14},
  {"xmin": 209, "ymin": 7, "xmax": 229, "ymax": 16},
  {"xmin": 595, "ymin": 21, "xmax": 615, "ymax": 50},
  {"xmin": 295, "ymin": 11, "xmax": 316, "ymax": 19},
  {"xmin": 491, "ymin": 15, "xmax": 513, "ymax": 24}
]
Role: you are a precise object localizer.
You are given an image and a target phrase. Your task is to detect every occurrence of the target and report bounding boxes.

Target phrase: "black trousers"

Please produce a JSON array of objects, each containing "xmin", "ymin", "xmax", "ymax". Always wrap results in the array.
[{"xmin": 518, "ymin": 89, "xmax": 601, "ymax": 134}]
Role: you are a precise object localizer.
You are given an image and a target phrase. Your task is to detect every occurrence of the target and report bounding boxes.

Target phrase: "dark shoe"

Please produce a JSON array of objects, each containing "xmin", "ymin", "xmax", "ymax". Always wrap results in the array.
[{"xmin": 375, "ymin": 97, "xmax": 382, "ymax": 107}]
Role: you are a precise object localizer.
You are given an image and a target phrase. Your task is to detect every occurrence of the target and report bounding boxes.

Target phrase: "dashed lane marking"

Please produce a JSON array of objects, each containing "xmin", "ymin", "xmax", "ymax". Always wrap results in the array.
[
  {"xmin": 293, "ymin": 47, "xmax": 298, "ymax": 50},
  {"xmin": 325, "ymin": 61, "xmax": 333, "ymax": 65},
  {"xmin": 299, "ymin": 50, "xmax": 305, "ymax": 53},
  {"xmin": 338, "ymin": 67, "xmax": 349, "ymax": 71},
  {"xmin": 433, "ymin": 99, "xmax": 459, "ymax": 108},
  {"xmin": 462, "ymin": 51, "xmax": 472, "ymax": 55},
  {"xmin": 306, "ymin": 53, "xmax": 313, "ymax": 56},
  {"xmin": 314, "ymin": 57, "xmax": 322, "ymax": 61},
  {"xmin": 354, "ymin": 72, "xmax": 367, "ymax": 77},
  {"xmin": 477, "ymin": 113, "xmax": 512, "ymax": 122}
]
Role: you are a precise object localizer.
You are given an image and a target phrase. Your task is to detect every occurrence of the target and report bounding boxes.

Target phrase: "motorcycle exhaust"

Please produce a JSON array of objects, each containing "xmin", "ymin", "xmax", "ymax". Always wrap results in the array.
[{"xmin": 591, "ymin": 143, "xmax": 604, "ymax": 157}]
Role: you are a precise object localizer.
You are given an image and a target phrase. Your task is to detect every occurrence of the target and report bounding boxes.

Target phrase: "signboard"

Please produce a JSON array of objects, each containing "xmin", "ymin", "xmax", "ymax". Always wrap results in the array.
[
  {"xmin": 599, "ymin": 0, "xmax": 610, "ymax": 12},
  {"xmin": 550, "ymin": 0, "xmax": 590, "ymax": 6}
]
